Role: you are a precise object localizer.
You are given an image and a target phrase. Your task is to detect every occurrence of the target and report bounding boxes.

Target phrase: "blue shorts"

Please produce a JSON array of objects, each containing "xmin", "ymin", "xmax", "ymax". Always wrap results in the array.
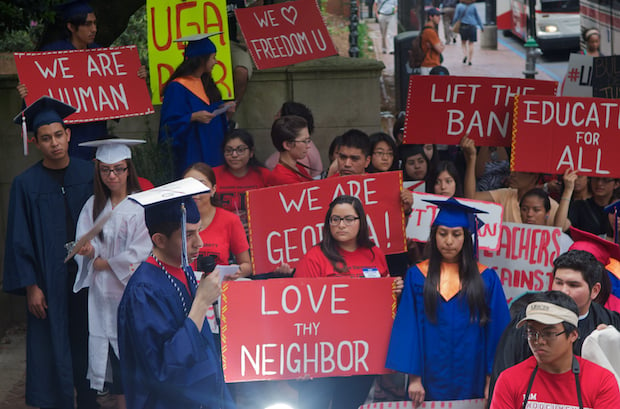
[{"xmin": 460, "ymin": 24, "xmax": 477, "ymax": 42}]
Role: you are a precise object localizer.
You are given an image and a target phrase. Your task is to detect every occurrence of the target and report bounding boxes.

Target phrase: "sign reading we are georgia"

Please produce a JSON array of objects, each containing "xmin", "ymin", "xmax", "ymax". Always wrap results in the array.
[
  {"xmin": 403, "ymin": 76, "xmax": 557, "ymax": 146},
  {"xmin": 511, "ymin": 94, "xmax": 620, "ymax": 177},
  {"xmin": 235, "ymin": 0, "xmax": 337, "ymax": 70},
  {"xmin": 14, "ymin": 46, "xmax": 154, "ymax": 124},
  {"xmin": 221, "ymin": 277, "xmax": 396, "ymax": 382}
]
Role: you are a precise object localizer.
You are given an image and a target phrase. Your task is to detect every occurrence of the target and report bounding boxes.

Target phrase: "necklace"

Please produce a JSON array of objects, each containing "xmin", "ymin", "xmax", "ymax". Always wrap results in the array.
[{"xmin": 152, "ymin": 253, "xmax": 198, "ymax": 316}]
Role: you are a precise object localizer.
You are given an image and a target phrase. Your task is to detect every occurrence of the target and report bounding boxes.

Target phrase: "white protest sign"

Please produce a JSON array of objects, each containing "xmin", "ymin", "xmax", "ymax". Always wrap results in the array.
[{"xmin": 561, "ymin": 53, "xmax": 593, "ymax": 97}]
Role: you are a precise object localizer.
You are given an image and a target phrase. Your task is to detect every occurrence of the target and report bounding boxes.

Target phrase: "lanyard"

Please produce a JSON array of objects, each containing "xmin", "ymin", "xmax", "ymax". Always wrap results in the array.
[{"xmin": 522, "ymin": 356, "xmax": 583, "ymax": 409}]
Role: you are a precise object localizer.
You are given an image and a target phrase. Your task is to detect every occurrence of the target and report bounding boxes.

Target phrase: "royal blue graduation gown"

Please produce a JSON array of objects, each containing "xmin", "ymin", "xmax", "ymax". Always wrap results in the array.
[
  {"xmin": 386, "ymin": 262, "xmax": 510, "ymax": 401},
  {"xmin": 118, "ymin": 261, "xmax": 236, "ymax": 409},
  {"xmin": 3, "ymin": 159, "xmax": 94, "ymax": 409},
  {"xmin": 158, "ymin": 81, "xmax": 227, "ymax": 178}
]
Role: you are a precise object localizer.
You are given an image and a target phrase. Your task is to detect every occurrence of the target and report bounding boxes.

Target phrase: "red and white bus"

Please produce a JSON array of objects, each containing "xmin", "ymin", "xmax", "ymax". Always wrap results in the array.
[
  {"xmin": 580, "ymin": 0, "xmax": 620, "ymax": 55},
  {"xmin": 497, "ymin": 0, "xmax": 580, "ymax": 52}
]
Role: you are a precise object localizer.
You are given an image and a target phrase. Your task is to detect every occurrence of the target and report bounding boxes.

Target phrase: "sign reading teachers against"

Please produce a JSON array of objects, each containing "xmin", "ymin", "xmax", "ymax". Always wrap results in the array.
[
  {"xmin": 479, "ymin": 222, "xmax": 564, "ymax": 303},
  {"xmin": 592, "ymin": 55, "xmax": 620, "ymax": 99},
  {"xmin": 246, "ymin": 172, "xmax": 406, "ymax": 274},
  {"xmin": 146, "ymin": 0, "xmax": 233, "ymax": 104},
  {"xmin": 403, "ymin": 76, "xmax": 557, "ymax": 146},
  {"xmin": 406, "ymin": 193, "xmax": 503, "ymax": 252},
  {"xmin": 221, "ymin": 277, "xmax": 395, "ymax": 382},
  {"xmin": 511, "ymin": 95, "xmax": 620, "ymax": 177},
  {"xmin": 14, "ymin": 46, "xmax": 154, "ymax": 124},
  {"xmin": 235, "ymin": 0, "xmax": 337, "ymax": 70}
]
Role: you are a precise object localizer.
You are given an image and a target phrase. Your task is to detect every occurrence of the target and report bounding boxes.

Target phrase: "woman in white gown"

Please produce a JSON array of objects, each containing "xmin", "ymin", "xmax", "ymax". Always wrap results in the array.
[{"xmin": 74, "ymin": 138, "xmax": 152, "ymax": 409}]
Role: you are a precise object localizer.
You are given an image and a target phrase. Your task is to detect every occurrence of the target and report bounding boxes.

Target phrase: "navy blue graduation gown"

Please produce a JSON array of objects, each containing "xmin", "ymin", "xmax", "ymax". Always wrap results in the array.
[
  {"xmin": 386, "ymin": 263, "xmax": 510, "ymax": 401},
  {"xmin": 117, "ymin": 261, "xmax": 236, "ymax": 409},
  {"xmin": 158, "ymin": 81, "xmax": 227, "ymax": 178},
  {"xmin": 3, "ymin": 159, "xmax": 94, "ymax": 409}
]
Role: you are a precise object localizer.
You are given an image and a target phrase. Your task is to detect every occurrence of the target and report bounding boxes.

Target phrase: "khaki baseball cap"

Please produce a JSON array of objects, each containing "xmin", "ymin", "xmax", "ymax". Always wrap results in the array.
[{"xmin": 516, "ymin": 301, "xmax": 579, "ymax": 328}]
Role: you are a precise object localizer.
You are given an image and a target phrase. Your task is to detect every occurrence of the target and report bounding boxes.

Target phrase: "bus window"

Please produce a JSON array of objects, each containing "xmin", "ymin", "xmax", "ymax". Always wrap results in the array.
[{"xmin": 540, "ymin": 0, "xmax": 579, "ymax": 12}]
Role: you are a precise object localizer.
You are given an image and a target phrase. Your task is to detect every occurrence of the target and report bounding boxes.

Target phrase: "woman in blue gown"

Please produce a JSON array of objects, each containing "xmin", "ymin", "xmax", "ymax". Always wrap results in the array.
[{"xmin": 386, "ymin": 197, "xmax": 510, "ymax": 405}]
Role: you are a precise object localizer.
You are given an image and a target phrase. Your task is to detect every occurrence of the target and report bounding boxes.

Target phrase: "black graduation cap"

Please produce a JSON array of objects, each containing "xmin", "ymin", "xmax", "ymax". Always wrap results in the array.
[
  {"xmin": 56, "ymin": 0, "xmax": 93, "ymax": 21},
  {"xmin": 129, "ymin": 178, "xmax": 209, "ymax": 268},
  {"xmin": 604, "ymin": 200, "xmax": 620, "ymax": 244},
  {"xmin": 13, "ymin": 96, "xmax": 76, "ymax": 132}
]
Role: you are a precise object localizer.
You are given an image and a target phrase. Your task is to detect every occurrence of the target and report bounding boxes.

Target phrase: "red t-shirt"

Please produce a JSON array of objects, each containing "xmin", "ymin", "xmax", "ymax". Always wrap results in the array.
[
  {"xmin": 213, "ymin": 165, "xmax": 269, "ymax": 213},
  {"xmin": 193, "ymin": 207, "xmax": 249, "ymax": 268},
  {"xmin": 295, "ymin": 245, "xmax": 389, "ymax": 278},
  {"xmin": 492, "ymin": 356, "xmax": 620, "ymax": 409},
  {"xmin": 146, "ymin": 256, "xmax": 191, "ymax": 294},
  {"xmin": 267, "ymin": 163, "xmax": 312, "ymax": 186}
]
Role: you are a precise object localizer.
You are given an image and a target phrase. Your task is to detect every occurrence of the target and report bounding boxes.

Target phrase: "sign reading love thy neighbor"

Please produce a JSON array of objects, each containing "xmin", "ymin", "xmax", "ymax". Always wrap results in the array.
[{"xmin": 234, "ymin": 0, "xmax": 337, "ymax": 70}]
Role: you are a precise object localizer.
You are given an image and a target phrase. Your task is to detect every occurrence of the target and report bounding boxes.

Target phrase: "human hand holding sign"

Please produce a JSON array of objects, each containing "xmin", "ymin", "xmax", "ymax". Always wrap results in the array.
[{"xmin": 408, "ymin": 375, "xmax": 425, "ymax": 407}]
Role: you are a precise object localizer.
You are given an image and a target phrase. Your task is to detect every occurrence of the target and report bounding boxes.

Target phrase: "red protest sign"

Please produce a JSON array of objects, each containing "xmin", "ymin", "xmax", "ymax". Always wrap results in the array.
[
  {"xmin": 511, "ymin": 95, "xmax": 620, "ymax": 177},
  {"xmin": 221, "ymin": 277, "xmax": 396, "ymax": 382},
  {"xmin": 403, "ymin": 76, "xmax": 557, "ymax": 146},
  {"xmin": 479, "ymin": 222, "xmax": 564, "ymax": 304},
  {"xmin": 14, "ymin": 46, "xmax": 154, "ymax": 124},
  {"xmin": 246, "ymin": 172, "xmax": 407, "ymax": 274},
  {"xmin": 234, "ymin": 0, "xmax": 337, "ymax": 70}
]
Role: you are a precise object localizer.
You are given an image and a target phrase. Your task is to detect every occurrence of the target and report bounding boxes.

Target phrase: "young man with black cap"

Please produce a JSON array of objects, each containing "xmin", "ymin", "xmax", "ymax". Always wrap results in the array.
[
  {"xmin": 3, "ymin": 96, "xmax": 97, "ymax": 409},
  {"xmin": 491, "ymin": 290, "xmax": 620, "ymax": 408},
  {"xmin": 117, "ymin": 178, "xmax": 235, "ymax": 409}
]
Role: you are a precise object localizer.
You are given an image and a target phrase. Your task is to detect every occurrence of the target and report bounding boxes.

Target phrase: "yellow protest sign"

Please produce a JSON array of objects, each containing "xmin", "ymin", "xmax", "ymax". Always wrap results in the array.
[{"xmin": 147, "ymin": 0, "xmax": 234, "ymax": 105}]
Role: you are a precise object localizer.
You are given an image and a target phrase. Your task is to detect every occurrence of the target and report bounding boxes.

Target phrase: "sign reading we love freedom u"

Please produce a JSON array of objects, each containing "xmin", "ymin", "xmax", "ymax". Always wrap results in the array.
[{"xmin": 235, "ymin": 0, "xmax": 337, "ymax": 69}]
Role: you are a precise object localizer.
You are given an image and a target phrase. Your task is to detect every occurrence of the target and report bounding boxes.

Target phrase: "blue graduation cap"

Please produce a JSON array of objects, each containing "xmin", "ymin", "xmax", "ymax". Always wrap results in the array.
[
  {"xmin": 423, "ymin": 197, "xmax": 488, "ymax": 257},
  {"xmin": 605, "ymin": 200, "xmax": 620, "ymax": 244},
  {"xmin": 174, "ymin": 33, "xmax": 221, "ymax": 59},
  {"xmin": 56, "ymin": 0, "xmax": 93, "ymax": 21},
  {"xmin": 129, "ymin": 178, "xmax": 209, "ymax": 269}
]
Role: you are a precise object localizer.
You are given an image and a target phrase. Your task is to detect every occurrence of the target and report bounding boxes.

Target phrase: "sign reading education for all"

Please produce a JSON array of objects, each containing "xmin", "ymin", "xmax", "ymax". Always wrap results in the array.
[
  {"xmin": 511, "ymin": 95, "xmax": 620, "ymax": 177},
  {"xmin": 146, "ymin": 0, "xmax": 234, "ymax": 104},
  {"xmin": 221, "ymin": 277, "xmax": 396, "ymax": 382},
  {"xmin": 13, "ymin": 46, "xmax": 154, "ymax": 123},
  {"xmin": 479, "ymin": 222, "xmax": 564, "ymax": 303},
  {"xmin": 246, "ymin": 172, "xmax": 407, "ymax": 274},
  {"xmin": 235, "ymin": 0, "xmax": 337, "ymax": 70},
  {"xmin": 403, "ymin": 76, "xmax": 557, "ymax": 146},
  {"xmin": 407, "ymin": 193, "xmax": 504, "ymax": 252}
]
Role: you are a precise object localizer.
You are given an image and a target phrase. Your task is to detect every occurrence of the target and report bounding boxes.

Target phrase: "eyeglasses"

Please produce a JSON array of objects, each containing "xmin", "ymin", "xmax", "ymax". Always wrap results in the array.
[
  {"xmin": 224, "ymin": 145, "xmax": 249, "ymax": 156},
  {"xmin": 292, "ymin": 138, "xmax": 312, "ymax": 145},
  {"xmin": 329, "ymin": 215, "xmax": 360, "ymax": 226},
  {"xmin": 373, "ymin": 150, "xmax": 394, "ymax": 158},
  {"xmin": 100, "ymin": 167, "xmax": 128, "ymax": 176},
  {"xmin": 525, "ymin": 327, "xmax": 567, "ymax": 343}
]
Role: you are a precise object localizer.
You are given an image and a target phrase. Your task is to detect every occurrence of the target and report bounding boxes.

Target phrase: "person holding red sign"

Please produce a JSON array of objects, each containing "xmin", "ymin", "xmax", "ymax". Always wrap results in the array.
[
  {"xmin": 267, "ymin": 115, "xmax": 314, "ymax": 186},
  {"xmin": 386, "ymin": 197, "xmax": 510, "ymax": 406},
  {"xmin": 159, "ymin": 33, "xmax": 236, "ymax": 179},
  {"xmin": 183, "ymin": 162, "xmax": 252, "ymax": 280},
  {"xmin": 295, "ymin": 194, "xmax": 403, "ymax": 409}
]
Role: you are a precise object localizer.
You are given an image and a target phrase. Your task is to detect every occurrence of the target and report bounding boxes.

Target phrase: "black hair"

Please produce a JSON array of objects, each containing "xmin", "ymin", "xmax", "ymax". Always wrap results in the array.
[
  {"xmin": 221, "ymin": 128, "xmax": 265, "ymax": 169},
  {"xmin": 339, "ymin": 129, "xmax": 371, "ymax": 157},
  {"xmin": 519, "ymin": 188, "xmax": 551, "ymax": 212},
  {"xmin": 537, "ymin": 290, "xmax": 579, "ymax": 336},
  {"xmin": 280, "ymin": 102, "xmax": 315, "ymax": 135},
  {"xmin": 399, "ymin": 144, "xmax": 430, "ymax": 183},
  {"xmin": 320, "ymin": 195, "xmax": 377, "ymax": 273},
  {"xmin": 366, "ymin": 132, "xmax": 398, "ymax": 173},
  {"xmin": 271, "ymin": 115, "xmax": 308, "ymax": 152},
  {"xmin": 424, "ymin": 225, "xmax": 489, "ymax": 324},
  {"xmin": 553, "ymin": 250, "xmax": 603, "ymax": 291},
  {"xmin": 328, "ymin": 135, "xmax": 343, "ymax": 162},
  {"xmin": 392, "ymin": 113, "xmax": 405, "ymax": 145},
  {"xmin": 428, "ymin": 160, "xmax": 463, "ymax": 197},
  {"xmin": 582, "ymin": 27, "xmax": 600, "ymax": 42},
  {"xmin": 163, "ymin": 55, "xmax": 222, "ymax": 103}
]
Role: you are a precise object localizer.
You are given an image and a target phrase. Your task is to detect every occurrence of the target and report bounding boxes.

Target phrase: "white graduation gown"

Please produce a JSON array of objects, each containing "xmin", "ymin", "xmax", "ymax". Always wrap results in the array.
[{"xmin": 74, "ymin": 196, "xmax": 152, "ymax": 391}]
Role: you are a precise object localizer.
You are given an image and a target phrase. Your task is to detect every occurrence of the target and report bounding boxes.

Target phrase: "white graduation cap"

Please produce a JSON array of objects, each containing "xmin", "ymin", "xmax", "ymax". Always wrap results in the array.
[{"xmin": 79, "ymin": 138, "xmax": 145, "ymax": 164}]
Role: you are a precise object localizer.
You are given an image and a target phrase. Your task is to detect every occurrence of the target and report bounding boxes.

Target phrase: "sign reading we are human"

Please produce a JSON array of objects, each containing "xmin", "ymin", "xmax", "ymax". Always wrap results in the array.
[
  {"xmin": 13, "ymin": 46, "xmax": 154, "ymax": 123},
  {"xmin": 146, "ymin": 0, "xmax": 234, "ymax": 104},
  {"xmin": 403, "ymin": 76, "xmax": 557, "ymax": 146},
  {"xmin": 221, "ymin": 277, "xmax": 395, "ymax": 382},
  {"xmin": 511, "ymin": 95, "xmax": 620, "ymax": 177},
  {"xmin": 235, "ymin": 0, "xmax": 337, "ymax": 70},
  {"xmin": 246, "ymin": 172, "xmax": 407, "ymax": 274},
  {"xmin": 479, "ymin": 222, "xmax": 564, "ymax": 303}
]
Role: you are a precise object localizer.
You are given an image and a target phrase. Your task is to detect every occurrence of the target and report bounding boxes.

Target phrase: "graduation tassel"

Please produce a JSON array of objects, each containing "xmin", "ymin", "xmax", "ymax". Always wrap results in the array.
[
  {"xmin": 473, "ymin": 216, "xmax": 480, "ymax": 260},
  {"xmin": 615, "ymin": 210, "xmax": 618, "ymax": 244},
  {"xmin": 21, "ymin": 112, "xmax": 28, "ymax": 156},
  {"xmin": 181, "ymin": 202, "xmax": 189, "ymax": 270}
]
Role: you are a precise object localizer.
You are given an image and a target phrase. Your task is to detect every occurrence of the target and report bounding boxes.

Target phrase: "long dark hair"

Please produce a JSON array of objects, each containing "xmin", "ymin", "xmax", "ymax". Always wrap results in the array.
[
  {"xmin": 163, "ymin": 55, "xmax": 222, "ymax": 103},
  {"xmin": 221, "ymin": 129, "xmax": 265, "ymax": 170},
  {"xmin": 400, "ymin": 144, "xmax": 431, "ymax": 183},
  {"xmin": 366, "ymin": 132, "xmax": 398, "ymax": 173},
  {"xmin": 424, "ymin": 225, "xmax": 489, "ymax": 324},
  {"xmin": 320, "ymin": 195, "xmax": 377, "ymax": 273},
  {"xmin": 92, "ymin": 158, "xmax": 142, "ymax": 233},
  {"xmin": 428, "ymin": 160, "xmax": 463, "ymax": 197}
]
